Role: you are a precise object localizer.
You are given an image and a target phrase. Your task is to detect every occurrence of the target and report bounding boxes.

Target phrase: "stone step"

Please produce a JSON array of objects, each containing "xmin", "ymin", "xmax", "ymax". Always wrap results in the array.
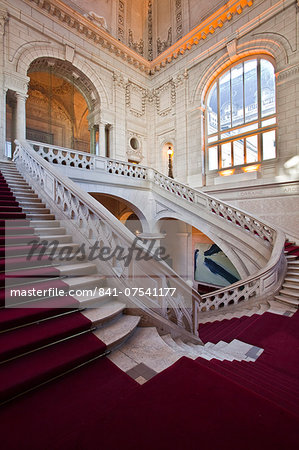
[
  {"xmin": 13, "ymin": 192, "xmax": 38, "ymax": 199},
  {"xmin": 288, "ymin": 261, "xmax": 299, "ymax": 267},
  {"xmin": 162, "ymin": 334, "xmax": 186, "ymax": 356},
  {"xmin": 11, "ymin": 188, "xmax": 35, "ymax": 195},
  {"xmin": 30, "ymin": 220, "xmax": 60, "ymax": 227},
  {"xmin": 26, "ymin": 213, "xmax": 56, "ymax": 220},
  {"xmin": 282, "ymin": 283, "xmax": 299, "ymax": 291},
  {"xmin": 175, "ymin": 338, "xmax": 199, "ymax": 358},
  {"xmin": 36, "ymin": 234, "xmax": 73, "ymax": 244},
  {"xmin": 35, "ymin": 227, "xmax": 66, "ymax": 236},
  {"xmin": 82, "ymin": 301, "xmax": 126, "ymax": 326},
  {"xmin": 16, "ymin": 196, "xmax": 42, "ymax": 203},
  {"xmin": 64, "ymin": 274, "xmax": 106, "ymax": 290},
  {"xmin": 58, "ymin": 262, "xmax": 97, "ymax": 276},
  {"xmin": 286, "ymin": 271, "xmax": 299, "ymax": 277},
  {"xmin": 274, "ymin": 294, "xmax": 299, "ymax": 308},
  {"xmin": 286, "ymin": 254, "xmax": 298, "ymax": 261},
  {"xmin": 93, "ymin": 315, "xmax": 140, "ymax": 349},
  {"xmin": 18, "ymin": 201, "xmax": 46, "ymax": 209},
  {"xmin": 73, "ymin": 291, "xmax": 112, "ymax": 308},
  {"xmin": 284, "ymin": 276, "xmax": 299, "ymax": 283},
  {"xmin": 279, "ymin": 288, "xmax": 299, "ymax": 298},
  {"xmin": 22, "ymin": 207, "xmax": 51, "ymax": 214}
]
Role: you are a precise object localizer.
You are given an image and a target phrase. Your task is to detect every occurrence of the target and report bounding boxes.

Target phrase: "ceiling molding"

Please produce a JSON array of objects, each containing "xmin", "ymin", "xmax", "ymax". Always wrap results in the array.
[{"xmin": 24, "ymin": 0, "xmax": 288, "ymax": 76}]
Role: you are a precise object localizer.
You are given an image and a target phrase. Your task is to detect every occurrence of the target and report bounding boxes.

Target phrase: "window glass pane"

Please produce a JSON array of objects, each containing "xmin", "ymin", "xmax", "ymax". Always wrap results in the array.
[
  {"xmin": 207, "ymin": 84, "xmax": 218, "ymax": 135},
  {"xmin": 221, "ymin": 123, "xmax": 258, "ymax": 139},
  {"xmin": 233, "ymin": 139, "xmax": 244, "ymax": 165},
  {"xmin": 231, "ymin": 64, "xmax": 244, "ymax": 127},
  {"xmin": 208, "ymin": 146, "xmax": 218, "ymax": 170},
  {"xmin": 262, "ymin": 117, "xmax": 276, "ymax": 127},
  {"xmin": 208, "ymin": 135, "xmax": 218, "ymax": 143},
  {"xmin": 221, "ymin": 142, "xmax": 232, "ymax": 167},
  {"xmin": 244, "ymin": 59, "xmax": 258, "ymax": 123},
  {"xmin": 261, "ymin": 59, "xmax": 276, "ymax": 118},
  {"xmin": 246, "ymin": 135, "xmax": 258, "ymax": 163},
  {"xmin": 220, "ymin": 71, "xmax": 231, "ymax": 131},
  {"xmin": 262, "ymin": 130, "xmax": 276, "ymax": 160}
]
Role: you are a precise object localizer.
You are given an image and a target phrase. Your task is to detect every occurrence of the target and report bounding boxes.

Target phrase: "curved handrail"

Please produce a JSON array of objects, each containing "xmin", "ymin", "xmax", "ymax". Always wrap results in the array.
[
  {"xmin": 15, "ymin": 140, "xmax": 203, "ymax": 337},
  {"xmin": 28, "ymin": 141, "xmax": 287, "ymax": 322}
]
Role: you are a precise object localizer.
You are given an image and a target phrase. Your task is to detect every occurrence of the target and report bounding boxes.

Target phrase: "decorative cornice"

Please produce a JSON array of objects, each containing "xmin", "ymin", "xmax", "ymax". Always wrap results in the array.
[
  {"xmin": 276, "ymin": 63, "xmax": 299, "ymax": 82},
  {"xmin": 26, "ymin": 0, "xmax": 150, "ymax": 73},
  {"xmin": 25, "ymin": 0, "xmax": 254, "ymax": 75}
]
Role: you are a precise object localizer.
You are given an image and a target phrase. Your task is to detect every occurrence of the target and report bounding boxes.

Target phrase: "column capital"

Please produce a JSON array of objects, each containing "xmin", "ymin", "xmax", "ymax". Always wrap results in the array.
[
  {"xmin": 15, "ymin": 92, "xmax": 28, "ymax": 101},
  {"xmin": 4, "ymin": 72, "xmax": 30, "ymax": 95}
]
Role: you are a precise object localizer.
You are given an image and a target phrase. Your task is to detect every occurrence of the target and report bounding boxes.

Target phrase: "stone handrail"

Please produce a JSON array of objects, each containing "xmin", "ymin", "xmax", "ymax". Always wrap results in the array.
[
  {"xmin": 15, "ymin": 140, "xmax": 203, "ymax": 339},
  {"xmin": 29, "ymin": 141, "xmax": 286, "ymax": 320},
  {"xmin": 31, "ymin": 141, "xmax": 275, "ymax": 244},
  {"xmin": 28, "ymin": 141, "xmax": 95, "ymax": 170}
]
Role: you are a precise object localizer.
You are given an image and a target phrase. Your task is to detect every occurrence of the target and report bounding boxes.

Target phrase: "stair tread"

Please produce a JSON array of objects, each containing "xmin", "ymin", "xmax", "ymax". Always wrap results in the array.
[
  {"xmin": 0, "ymin": 312, "xmax": 91, "ymax": 363},
  {"xmin": 82, "ymin": 302, "xmax": 126, "ymax": 324},
  {"xmin": 93, "ymin": 315, "xmax": 140, "ymax": 347},
  {"xmin": 0, "ymin": 332, "xmax": 106, "ymax": 403}
]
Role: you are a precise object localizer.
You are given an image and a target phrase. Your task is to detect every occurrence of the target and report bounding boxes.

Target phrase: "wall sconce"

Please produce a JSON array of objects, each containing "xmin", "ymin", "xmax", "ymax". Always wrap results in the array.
[{"xmin": 167, "ymin": 146, "xmax": 174, "ymax": 179}]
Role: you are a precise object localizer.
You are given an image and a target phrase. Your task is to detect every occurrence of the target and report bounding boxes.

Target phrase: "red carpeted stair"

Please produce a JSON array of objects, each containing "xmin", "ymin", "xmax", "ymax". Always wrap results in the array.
[{"xmin": 0, "ymin": 163, "xmax": 107, "ymax": 404}]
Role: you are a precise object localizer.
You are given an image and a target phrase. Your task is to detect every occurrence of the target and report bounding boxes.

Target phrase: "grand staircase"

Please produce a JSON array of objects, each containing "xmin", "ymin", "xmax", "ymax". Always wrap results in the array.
[
  {"xmin": 0, "ymin": 161, "xmax": 140, "ymax": 404},
  {"xmin": 0, "ymin": 148, "xmax": 298, "ymax": 449}
]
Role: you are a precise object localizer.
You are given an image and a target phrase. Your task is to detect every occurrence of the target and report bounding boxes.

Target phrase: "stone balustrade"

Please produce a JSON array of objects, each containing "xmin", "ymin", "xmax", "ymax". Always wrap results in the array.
[{"xmin": 27, "ymin": 140, "xmax": 286, "ymax": 323}]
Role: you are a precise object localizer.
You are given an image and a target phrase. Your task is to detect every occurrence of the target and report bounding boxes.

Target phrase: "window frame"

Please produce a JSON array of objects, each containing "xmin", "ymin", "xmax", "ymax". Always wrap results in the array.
[{"xmin": 205, "ymin": 56, "xmax": 277, "ymax": 174}]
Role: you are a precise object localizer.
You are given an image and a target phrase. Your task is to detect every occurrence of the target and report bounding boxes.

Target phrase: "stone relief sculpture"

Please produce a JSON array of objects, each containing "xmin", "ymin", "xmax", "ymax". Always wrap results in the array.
[
  {"xmin": 157, "ymin": 27, "xmax": 172, "ymax": 55},
  {"xmin": 84, "ymin": 11, "xmax": 108, "ymax": 30},
  {"xmin": 128, "ymin": 30, "xmax": 144, "ymax": 57}
]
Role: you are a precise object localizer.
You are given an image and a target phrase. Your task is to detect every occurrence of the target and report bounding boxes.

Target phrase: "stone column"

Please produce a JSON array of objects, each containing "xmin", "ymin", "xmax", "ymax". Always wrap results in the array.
[
  {"xmin": 173, "ymin": 231, "xmax": 191, "ymax": 281},
  {"xmin": 15, "ymin": 92, "xmax": 28, "ymax": 141},
  {"xmin": 89, "ymin": 125, "xmax": 96, "ymax": 154},
  {"xmin": 99, "ymin": 122, "xmax": 106, "ymax": 157}
]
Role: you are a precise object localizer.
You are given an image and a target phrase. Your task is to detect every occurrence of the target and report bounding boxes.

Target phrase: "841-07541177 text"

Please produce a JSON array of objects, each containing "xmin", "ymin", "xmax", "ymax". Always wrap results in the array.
[{"xmin": 98, "ymin": 287, "xmax": 177, "ymax": 297}]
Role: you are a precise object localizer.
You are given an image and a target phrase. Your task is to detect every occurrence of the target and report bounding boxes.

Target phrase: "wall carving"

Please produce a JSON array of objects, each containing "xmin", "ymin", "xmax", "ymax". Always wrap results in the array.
[
  {"xmin": 127, "ymin": 131, "xmax": 143, "ymax": 162},
  {"xmin": 24, "ymin": 0, "xmax": 255, "ymax": 73},
  {"xmin": 277, "ymin": 63, "xmax": 299, "ymax": 82},
  {"xmin": 128, "ymin": 29, "xmax": 144, "ymax": 57},
  {"xmin": 155, "ymin": 81, "xmax": 176, "ymax": 116},
  {"xmin": 117, "ymin": 0, "xmax": 125, "ymax": 42},
  {"xmin": 175, "ymin": 0, "xmax": 183, "ymax": 41},
  {"xmin": 113, "ymin": 72, "xmax": 126, "ymax": 88},
  {"xmin": 125, "ymin": 82, "xmax": 147, "ymax": 117},
  {"xmin": 0, "ymin": 8, "xmax": 8, "ymax": 36},
  {"xmin": 157, "ymin": 27, "xmax": 172, "ymax": 55},
  {"xmin": 148, "ymin": 0, "xmax": 153, "ymax": 61}
]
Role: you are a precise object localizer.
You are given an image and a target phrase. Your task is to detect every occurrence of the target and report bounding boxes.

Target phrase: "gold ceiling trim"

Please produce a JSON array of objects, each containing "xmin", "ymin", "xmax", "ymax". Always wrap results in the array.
[{"xmin": 26, "ymin": 0, "xmax": 254, "ymax": 75}]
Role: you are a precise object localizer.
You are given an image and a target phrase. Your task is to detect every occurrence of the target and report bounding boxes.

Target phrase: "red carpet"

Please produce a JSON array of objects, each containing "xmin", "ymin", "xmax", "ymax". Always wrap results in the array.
[{"xmin": 0, "ymin": 165, "xmax": 107, "ymax": 404}]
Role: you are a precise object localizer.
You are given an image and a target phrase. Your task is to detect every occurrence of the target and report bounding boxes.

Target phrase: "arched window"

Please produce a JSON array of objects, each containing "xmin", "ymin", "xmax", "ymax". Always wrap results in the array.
[{"xmin": 206, "ymin": 57, "xmax": 276, "ymax": 174}]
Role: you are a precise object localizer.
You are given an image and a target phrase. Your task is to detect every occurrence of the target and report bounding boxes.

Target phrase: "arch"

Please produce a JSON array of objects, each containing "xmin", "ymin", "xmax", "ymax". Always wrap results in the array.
[
  {"xmin": 89, "ymin": 192, "xmax": 151, "ymax": 234},
  {"xmin": 192, "ymin": 37, "xmax": 289, "ymax": 107},
  {"xmin": 15, "ymin": 44, "xmax": 109, "ymax": 109},
  {"xmin": 154, "ymin": 212, "xmax": 249, "ymax": 279}
]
